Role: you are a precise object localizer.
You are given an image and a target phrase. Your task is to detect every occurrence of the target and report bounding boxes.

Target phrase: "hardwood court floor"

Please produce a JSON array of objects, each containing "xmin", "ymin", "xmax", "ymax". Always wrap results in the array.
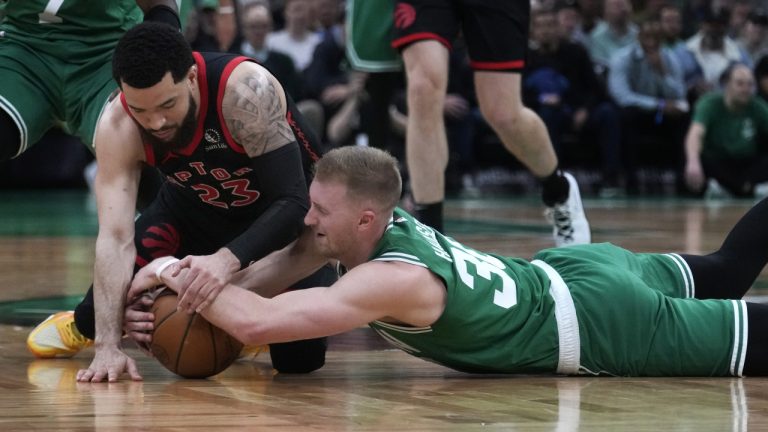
[{"xmin": 1, "ymin": 190, "xmax": 767, "ymax": 431}]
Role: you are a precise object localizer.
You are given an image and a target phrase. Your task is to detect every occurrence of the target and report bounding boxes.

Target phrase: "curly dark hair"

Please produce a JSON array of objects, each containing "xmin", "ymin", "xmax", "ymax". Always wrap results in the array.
[{"xmin": 112, "ymin": 22, "xmax": 194, "ymax": 89}]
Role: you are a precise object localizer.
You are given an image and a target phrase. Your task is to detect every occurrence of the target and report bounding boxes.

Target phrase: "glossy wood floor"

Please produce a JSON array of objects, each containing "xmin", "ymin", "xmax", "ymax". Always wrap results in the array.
[{"xmin": 1, "ymin": 190, "xmax": 768, "ymax": 431}]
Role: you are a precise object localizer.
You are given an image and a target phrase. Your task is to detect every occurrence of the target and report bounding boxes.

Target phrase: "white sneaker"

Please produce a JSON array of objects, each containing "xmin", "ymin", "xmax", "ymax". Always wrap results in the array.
[
  {"xmin": 704, "ymin": 178, "xmax": 729, "ymax": 200},
  {"xmin": 545, "ymin": 172, "xmax": 591, "ymax": 247}
]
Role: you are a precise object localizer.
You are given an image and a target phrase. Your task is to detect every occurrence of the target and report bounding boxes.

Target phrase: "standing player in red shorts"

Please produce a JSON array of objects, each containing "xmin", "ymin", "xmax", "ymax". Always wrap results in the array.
[{"xmin": 391, "ymin": 0, "xmax": 590, "ymax": 243}]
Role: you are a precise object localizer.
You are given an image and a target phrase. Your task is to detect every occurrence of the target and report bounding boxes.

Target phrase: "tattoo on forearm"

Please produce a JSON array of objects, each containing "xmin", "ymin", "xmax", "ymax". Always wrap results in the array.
[{"xmin": 224, "ymin": 71, "xmax": 294, "ymax": 156}]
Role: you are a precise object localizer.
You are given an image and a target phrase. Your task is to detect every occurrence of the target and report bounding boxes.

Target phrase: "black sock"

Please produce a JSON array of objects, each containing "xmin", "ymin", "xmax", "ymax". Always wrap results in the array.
[
  {"xmin": 541, "ymin": 168, "xmax": 569, "ymax": 207},
  {"xmin": 415, "ymin": 202, "xmax": 444, "ymax": 233},
  {"xmin": 682, "ymin": 196, "xmax": 768, "ymax": 299},
  {"xmin": 743, "ymin": 303, "xmax": 768, "ymax": 376},
  {"xmin": 74, "ymin": 286, "xmax": 95, "ymax": 340}
]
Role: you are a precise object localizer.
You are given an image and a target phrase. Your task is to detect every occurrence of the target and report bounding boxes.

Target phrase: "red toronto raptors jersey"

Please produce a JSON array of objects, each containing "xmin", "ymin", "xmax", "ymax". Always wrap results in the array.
[{"xmin": 120, "ymin": 52, "xmax": 317, "ymax": 214}]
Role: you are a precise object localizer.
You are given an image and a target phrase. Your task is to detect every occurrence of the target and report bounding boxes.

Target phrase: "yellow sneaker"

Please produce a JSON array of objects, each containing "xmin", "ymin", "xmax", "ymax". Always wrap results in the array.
[
  {"xmin": 27, "ymin": 311, "xmax": 93, "ymax": 359},
  {"xmin": 238, "ymin": 344, "xmax": 270, "ymax": 361}
]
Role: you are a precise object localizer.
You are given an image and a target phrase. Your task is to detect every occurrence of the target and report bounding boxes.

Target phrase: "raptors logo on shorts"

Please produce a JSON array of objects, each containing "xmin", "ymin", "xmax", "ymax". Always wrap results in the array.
[
  {"xmin": 140, "ymin": 223, "xmax": 180, "ymax": 263},
  {"xmin": 394, "ymin": 2, "xmax": 416, "ymax": 29}
]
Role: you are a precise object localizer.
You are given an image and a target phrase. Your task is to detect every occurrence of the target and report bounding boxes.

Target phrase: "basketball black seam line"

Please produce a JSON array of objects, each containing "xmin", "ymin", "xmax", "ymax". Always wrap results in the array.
[
  {"xmin": 176, "ymin": 312, "xmax": 195, "ymax": 375},
  {"xmin": 208, "ymin": 322, "xmax": 218, "ymax": 376}
]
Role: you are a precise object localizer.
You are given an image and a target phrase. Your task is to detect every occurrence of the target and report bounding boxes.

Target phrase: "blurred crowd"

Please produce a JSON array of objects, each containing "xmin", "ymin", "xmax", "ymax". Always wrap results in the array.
[{"xmin": 5, "ymin": 0, "xmax": 768, "ymax": 199}]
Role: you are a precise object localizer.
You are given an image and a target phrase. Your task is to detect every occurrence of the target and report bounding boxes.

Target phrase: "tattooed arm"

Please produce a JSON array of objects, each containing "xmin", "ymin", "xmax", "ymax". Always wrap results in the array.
[
  {"xmin": 223, "ymin": 62, "xmax": 296, "ymax": 156},
  {"xmin": 173, "ymin": 62, "xmax": 311, "ymax": 313}
]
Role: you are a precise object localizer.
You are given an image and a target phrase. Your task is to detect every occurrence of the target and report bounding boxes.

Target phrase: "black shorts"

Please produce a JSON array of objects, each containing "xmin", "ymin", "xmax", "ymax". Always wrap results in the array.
[{"xmin": 391, "ymin": 0, "xmax": 529, "ymax": 71}]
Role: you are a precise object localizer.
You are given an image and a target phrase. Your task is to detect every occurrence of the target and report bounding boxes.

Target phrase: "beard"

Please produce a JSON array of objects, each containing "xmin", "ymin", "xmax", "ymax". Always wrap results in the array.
[{"xmin": 139, "ymin": 96, "xmax": 198, "ymax": 153}]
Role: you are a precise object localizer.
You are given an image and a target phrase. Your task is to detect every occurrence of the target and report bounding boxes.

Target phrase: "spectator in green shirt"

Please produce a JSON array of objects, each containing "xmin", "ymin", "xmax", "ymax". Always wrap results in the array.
[{"xmin": 684, "ymin": 63, "xmax": 768, "ymax": 197}]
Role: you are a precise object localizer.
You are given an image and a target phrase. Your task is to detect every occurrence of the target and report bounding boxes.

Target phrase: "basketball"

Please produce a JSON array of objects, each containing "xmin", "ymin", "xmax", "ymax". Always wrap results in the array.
[{"xmin": 150, "ymin": 290, "xmax": 243, "ymax": 378}]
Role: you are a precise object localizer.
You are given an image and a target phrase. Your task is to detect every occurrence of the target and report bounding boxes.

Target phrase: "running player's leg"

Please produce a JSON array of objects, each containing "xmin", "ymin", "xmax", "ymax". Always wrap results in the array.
[
  {"xmin": 392, "ymin": 0, "xmax": 458, "ymax": 232},
  {"xmin": 681, "ymin": 197, "xmax": 768, "ymax": 299},
  {"xmin": 463, "ymin": 0, "xmax": 589, "ymax": 246}
]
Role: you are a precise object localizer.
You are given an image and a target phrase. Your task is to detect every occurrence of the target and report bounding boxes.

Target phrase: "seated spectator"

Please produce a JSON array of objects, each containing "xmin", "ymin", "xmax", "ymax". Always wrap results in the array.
[
  {"xmin": 609, "ymin": 18, "xmax": 689, "ymax": 194},
  {"xmin": 684, "ymin": 63, "xmax": 768, "ymax": 197},
  {"xmin": 577, "ymin": 0, "xmax": 603, "ymax": 35},
  {"xmin": 755, "ymin": 55, "xmax": 768, "ymax": 102},
  {"xmin": 686, "ymin": 7, "xmax": 752, "ymax": 99},
  {"xmin": 185, "ymin": 0, "xmax": 240, "ymax": 53},
  {"xmin": 526, "ymin": 7, "xmax": 622, "ymax": 191},
  {"xmin": 312, "ymin": 0, "xmax": 343, "ymax": 42},
  {"xmin": 239, "ymin": 2, "xmax": 305, "ymax": 101},
  {"xmin": 302, "ymin": 15, "xmax": 352, "ymax": 143},
  {"xmin": 589, "ymin": 0, "xmax": 638, "ymax": 69},
  {"xmin": 555, "ymin": 0, "xmax": 591, "ymax": 47},
  {"xmin": 266, "ymin": 0, "xmax": 322, "ymax": 72},
  {"xmin": 660, "ymin": 4, "xmax": 704, "ymax": 92},
  {"xmin": 728, "ymin": 0, "xmax": 753, "ymax": 39},
  {"xmin": 737, "ymin": 9, "xmax": 768, "ymax": 65}
]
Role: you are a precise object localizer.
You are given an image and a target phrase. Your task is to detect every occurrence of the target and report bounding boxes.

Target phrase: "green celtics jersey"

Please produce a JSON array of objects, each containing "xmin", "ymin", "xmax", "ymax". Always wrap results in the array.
[
  {"xmin": 1, "ymin": 0, "xmax": 142, "ymax": 58},
  {"xmin": 367, "ymin": 208, "xmax": 561, "ymax": 374}
]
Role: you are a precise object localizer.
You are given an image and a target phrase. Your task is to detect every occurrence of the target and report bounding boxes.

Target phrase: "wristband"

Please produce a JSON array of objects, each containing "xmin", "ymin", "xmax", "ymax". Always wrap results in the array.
[
  {"xmin": 155, "ymin": 257, "xmax": 180, "ymax": 283},
  {"xmin": 218, "ymin": 5, "xmax": 235, "ymax": 14}
]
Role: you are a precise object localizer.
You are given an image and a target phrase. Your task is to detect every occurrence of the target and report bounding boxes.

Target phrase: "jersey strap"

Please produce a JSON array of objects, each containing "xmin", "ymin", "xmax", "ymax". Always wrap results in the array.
[{"xmin": 531, "ymin": 260, "xmax": 580, "ymax": 374}]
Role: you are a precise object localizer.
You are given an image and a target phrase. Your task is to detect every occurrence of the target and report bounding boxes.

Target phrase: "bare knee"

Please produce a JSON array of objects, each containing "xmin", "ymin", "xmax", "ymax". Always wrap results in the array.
[
  {"xmin": 407, "ymin": 72, "xmax": 446, "ymax": 112},
  {"xmin": 480, "ymin": 101, "xmax": 524, "ymax": 132}
]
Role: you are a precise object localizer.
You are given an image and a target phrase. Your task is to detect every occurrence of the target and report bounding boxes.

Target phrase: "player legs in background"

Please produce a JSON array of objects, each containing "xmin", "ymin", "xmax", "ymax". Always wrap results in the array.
[{"xmin": 394, "ymin": 0, "xmax": 589, "ymax": 244}]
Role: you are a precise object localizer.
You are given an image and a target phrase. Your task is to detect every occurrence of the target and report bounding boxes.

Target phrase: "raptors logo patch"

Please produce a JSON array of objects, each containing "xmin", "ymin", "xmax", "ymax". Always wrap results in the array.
[
  {"xmin": 140, "ymin": 223, "xmax": 180, "ymax": 259},
  {"xmin": 394, "ymin": 3, "xmax": 416, "ymax": 29}
]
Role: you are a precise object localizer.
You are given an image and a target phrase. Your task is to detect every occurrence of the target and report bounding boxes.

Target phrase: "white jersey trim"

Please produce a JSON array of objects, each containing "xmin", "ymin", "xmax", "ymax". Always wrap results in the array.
[
  {"xmin": 730, "ymin": 300, "xmax": 748, "ymax": 377},
  {"xmin": 665, "ymin": 253, "xmax": 695, "ymax": 298},
  {"xmin": 532, "ymin": 260, "xmax": 581, "ymax": 375},
  {"xmin": 0, "ymin": 95, "xmax": 28, "ymax": 157},
  {"xmin": 374, "ymin": 252, "xmax": 428, "ymax": 268}
]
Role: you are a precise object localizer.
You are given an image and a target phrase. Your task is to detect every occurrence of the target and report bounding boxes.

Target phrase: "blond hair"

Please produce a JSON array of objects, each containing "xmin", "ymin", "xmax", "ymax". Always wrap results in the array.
[{"xmin": 314, "ymin": 146, "xmax": 402, "ymax": 212}]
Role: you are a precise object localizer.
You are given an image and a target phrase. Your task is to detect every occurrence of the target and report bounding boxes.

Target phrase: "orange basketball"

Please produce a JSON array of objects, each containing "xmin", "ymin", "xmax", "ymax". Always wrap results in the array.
[{"xmin": 150, "ymin": 290, "xmax": 243, "ymax": 378}]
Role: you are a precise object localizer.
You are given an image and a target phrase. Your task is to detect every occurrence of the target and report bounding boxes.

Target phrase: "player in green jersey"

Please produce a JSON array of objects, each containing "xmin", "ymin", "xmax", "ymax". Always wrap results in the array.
[
  {"xmin": 0, "ymin": 0, "xmax": 182, "ymax": 161},
  {"xmin": 130, "ymin": 145, "xmax": 768, "ymax": 377}
]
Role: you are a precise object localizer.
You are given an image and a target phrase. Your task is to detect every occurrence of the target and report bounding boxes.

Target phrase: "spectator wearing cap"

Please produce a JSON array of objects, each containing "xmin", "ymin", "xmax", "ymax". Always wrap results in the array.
[
  {"xmin": 737, "ymin": 9, "xmax": 768, "ymax": 65},
  {"xmin": 686, "ymin": 6, "xmax": 751, "ymax": 96}
]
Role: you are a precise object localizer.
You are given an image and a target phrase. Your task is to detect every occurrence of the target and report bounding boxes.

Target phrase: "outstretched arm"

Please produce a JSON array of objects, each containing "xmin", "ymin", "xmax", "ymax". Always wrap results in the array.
[
  {"xmin": 78, "ymin": 99, "xmax": 146, "ymax": 383},
  {"xmin": 128, "ymin": 226, "xmax": 328, "ymax": 305},
  {"xmin": 177, "ymin": 261, "xmax": 446, "ymax": 345}
]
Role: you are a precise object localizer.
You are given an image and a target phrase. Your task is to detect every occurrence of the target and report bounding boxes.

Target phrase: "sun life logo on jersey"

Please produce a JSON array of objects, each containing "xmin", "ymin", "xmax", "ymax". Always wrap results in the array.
[{"xmin": 204, "ymin": 128, "xmax": 227, "ymax": 151}]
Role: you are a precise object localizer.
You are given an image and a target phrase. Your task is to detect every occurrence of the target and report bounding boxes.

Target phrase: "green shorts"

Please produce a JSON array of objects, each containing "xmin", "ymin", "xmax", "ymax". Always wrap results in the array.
[
  {"xmin": 0, "ymin": 37, "xmax": 116, "ymax": 156},
  {"xmin": 346, "ymin": 0, "xmax": 402, "ymax": 72},
  {"xmin": 535, "ymin": 243, "xmax": 747, "ymax": 377}
]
